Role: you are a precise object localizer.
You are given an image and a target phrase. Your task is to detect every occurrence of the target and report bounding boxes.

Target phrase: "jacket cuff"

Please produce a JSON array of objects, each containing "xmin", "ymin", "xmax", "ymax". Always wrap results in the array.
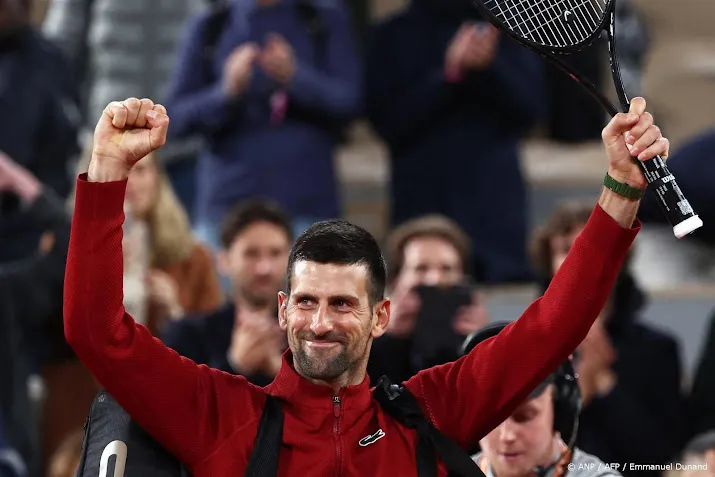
[
  {"xmin": 580, "ymin": 204, "xmax": 640, "ymax": 252},
  {"xmin": 73, "ymin": 173, "xmax": 127, "ymax": 221}
]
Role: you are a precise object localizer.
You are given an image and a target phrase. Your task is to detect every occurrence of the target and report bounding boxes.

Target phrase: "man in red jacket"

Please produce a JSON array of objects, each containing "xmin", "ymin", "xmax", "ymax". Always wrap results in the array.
[{"xmin": 64, "ymin": 96, "xmax": 669, "ymax": 476}]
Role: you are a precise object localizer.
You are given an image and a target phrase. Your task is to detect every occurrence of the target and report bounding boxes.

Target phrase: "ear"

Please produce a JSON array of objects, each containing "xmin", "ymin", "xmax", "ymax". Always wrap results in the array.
[
  {"xmin": 278, "ymin": 291, "xmax": 288, "ymax": 331},
  {"xmin": 371, "ymin": 298, "xmax": 390, "ymax": 339}
]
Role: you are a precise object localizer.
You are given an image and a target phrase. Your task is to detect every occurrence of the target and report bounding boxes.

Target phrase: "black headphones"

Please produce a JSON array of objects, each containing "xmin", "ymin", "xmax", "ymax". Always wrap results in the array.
[{"xmin": 460, "ymin": 321, "xmax": 582, "ymax": 447}]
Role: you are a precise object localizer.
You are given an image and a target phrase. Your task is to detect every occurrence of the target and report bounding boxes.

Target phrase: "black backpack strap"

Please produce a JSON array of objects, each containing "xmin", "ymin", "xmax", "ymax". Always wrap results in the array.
[
  {"xmin": 244, "ymin": 394, "xmax": 284, "ymax": 477},
  {"xmin": 373, "ymin": 376, "xmax": 486, "ymax": 477}
]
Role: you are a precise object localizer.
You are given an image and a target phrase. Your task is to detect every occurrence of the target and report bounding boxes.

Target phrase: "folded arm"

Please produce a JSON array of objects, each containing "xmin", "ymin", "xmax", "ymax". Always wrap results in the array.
[
  {"xmin": 407, "ymin": 190, "xmax": 640, "ymax": 450},
  {"xmin": 64, "ymin": 176, "xmax": 263, "ymax": 469}
]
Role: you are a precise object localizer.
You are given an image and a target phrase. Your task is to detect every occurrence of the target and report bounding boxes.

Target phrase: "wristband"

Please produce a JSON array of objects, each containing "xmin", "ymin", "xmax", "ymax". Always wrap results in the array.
[{"xmin": 603, "ymin": 173, "xmax": 645, "ymax": 200}]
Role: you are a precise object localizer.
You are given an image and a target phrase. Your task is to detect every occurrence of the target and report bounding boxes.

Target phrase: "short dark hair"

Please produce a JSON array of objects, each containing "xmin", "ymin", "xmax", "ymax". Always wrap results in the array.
[
  {"xmin": 219, "ymin": 199, "xmax": 292, "ymax": 249},
  {"xmin": 286, "ymin": 219, "xmax": 387, "ymax": 305}
]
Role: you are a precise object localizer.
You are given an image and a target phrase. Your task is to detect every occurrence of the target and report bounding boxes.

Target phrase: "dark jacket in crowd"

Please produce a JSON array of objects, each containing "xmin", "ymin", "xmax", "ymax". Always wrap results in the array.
[
  {"xmin": 638, "ymin": 128, "xmax": 715, "ymax": 247},
  {"xmin": 0, "ymin": 28, "xmax": 79, "ymax": 263},
  {"xmin": 688, "ymin": 307, "xmax": 715, "ymax": 438},
  {"xmin": 571, "ymin": 273, "xmax": 687, "ymax": 477},
  {"xmin": 162, "ymin": 304, "xmax": 283, "ymax": 387},
  {"xmin": 0, "ymin": 189, "xmax": 70, "ymax": 474},
  {"xmin": 364, "ymin": 0, "xmax": 547, "ymax": 283},
  {"xmin": 163, "ymin": 0, "xmax": 361, "ymax": 225}
]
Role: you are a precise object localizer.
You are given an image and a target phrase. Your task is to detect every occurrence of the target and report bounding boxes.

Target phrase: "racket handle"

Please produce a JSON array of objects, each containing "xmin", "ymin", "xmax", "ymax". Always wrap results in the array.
[{"xmin": 638, "ymin": 155, "xmax": 703, "ymax": 238}]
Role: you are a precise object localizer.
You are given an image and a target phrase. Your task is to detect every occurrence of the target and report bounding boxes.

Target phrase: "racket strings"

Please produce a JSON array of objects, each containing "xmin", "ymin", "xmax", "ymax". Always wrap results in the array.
[{"xmin": 484, "ymin": 0, "xmax": 608, "ymax": 47}]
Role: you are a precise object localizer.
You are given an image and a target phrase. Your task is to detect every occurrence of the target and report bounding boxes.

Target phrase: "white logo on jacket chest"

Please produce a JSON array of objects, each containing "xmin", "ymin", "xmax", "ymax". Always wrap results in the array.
[{"xmin": 359, "ymin": 429, "xmax": 386, "ymax": 447}]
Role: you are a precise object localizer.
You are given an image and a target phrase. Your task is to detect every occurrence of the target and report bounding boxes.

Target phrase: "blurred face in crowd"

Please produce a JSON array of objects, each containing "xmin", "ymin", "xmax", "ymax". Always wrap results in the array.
[
  {"xmin": 219, "ymin": 220, "xmax": 290, "ymax": 309},
  {"xmin": 125, "ymin": 154, "xmax": 159, "ymax": 219},
  {"xmin": 396, "ymin": 235, "xmax": 464, "ymax": 290},
  {"xmin": 278, "ymin": 262, "xmax": 389, "ymax": 387},
  {"xmin": 549, "ymin": 225, "xmax": 585, "ymax": 276},
  {"xmin": 480, "ymin": 386, "xmax": 558, "ymax": 477}
]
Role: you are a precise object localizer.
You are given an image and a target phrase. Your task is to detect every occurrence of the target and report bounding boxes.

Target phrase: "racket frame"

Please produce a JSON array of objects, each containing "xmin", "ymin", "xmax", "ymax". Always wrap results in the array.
[{"xmin": 470, "ymin": 0, "xmax": 703, "ymax": 237}]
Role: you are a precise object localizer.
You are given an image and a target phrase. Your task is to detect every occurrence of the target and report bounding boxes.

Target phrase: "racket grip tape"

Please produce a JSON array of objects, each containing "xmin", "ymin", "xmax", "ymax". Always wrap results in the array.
[{"xmin": 638, "ymin": 155, "xmax": 703, "ymax": 238}]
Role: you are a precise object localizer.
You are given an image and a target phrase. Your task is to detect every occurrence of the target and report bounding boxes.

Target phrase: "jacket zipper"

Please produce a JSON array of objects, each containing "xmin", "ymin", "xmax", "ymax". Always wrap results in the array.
[{"xmin": 333, "ymin": 396, "xmax": 342, "ymax": 477}]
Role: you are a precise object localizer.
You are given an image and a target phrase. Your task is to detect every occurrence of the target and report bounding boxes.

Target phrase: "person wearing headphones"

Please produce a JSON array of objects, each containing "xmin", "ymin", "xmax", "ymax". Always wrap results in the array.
[{"xmin": 467, "ymin": 323, "xmax": 620, "ymax": 477}]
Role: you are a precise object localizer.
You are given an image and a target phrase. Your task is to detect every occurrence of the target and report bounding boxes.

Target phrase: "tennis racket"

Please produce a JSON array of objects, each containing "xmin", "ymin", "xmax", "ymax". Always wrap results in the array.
[{"xmin": 470, "ymin": 0, "xmax": 703, "ymax": 238}]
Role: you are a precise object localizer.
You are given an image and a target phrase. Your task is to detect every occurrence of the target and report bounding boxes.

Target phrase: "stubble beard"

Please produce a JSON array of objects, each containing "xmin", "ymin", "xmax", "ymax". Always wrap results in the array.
[{"xmin": 294, "ymin": 342, "xmax": 352, "ymax": 381}]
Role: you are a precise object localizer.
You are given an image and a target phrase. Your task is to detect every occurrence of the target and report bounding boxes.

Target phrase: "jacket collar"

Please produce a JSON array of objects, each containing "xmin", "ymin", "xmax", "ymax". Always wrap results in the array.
[{"xmin": 267, "ymin": 349, "xmax": 374, "ymax": 412}]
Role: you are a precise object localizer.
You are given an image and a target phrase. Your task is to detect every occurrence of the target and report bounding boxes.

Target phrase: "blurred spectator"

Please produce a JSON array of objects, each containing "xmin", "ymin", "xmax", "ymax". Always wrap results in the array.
[
  {"xmin": 530, "ymin": 201, "xmax": 686, "ymax": 477},
  {"xmin": 0, "ymin": 0, "xmax": 79, "ymax": 263},
  {"xmin": 364, "ymin": 0, "xmax": 546, "ymax": 284},
  {"xmin": 122, "ymin": 150, "xmax": 223, "ymax": 336},
  {"xmin": 41, "ymin": 0, "xmax": 205, "ymax": 216},
  {"xmin": 689, "ymin": 306, "xmax": 715, "ymax": 437},
  {"xmin": 633, "ymin": 129, "xmax": 715, "ymax": 290},
  {"xmin": 631, "ymin": 0, "xmax": 715, "ymax": 151},
  {"xmin": 163, "ymin": 199, "xmax": 291, "ymax": 385},
  {"xmin": 0, "ymin": 411, "xmax": 26, "ymax": 477},
  {"xmin": 367, "ymin": 214, "xmax": 487, "ymax": 384},
  {"xmin": 164, "ymin": 0, "xmax": 361, "ymax": 246},
  {"xmin": 0, "ymin": 152, "xmax": 69, "ymax": 476},
  {"xmin": 46, "ymin": 429, "xmax": 82, "ymax": 477},
  {"xmin": 74, "ymin": 145, "xmax": 223, "ymax": 336}
]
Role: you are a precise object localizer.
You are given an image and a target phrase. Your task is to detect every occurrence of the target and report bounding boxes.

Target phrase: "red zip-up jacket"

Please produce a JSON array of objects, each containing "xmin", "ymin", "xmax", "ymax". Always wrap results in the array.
[{"xmin": 64, "ymin": 175, "xmax": 639, "ymax": 476}]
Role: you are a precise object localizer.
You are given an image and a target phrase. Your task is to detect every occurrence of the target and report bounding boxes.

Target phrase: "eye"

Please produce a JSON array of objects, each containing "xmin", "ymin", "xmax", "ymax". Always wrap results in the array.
[{"xmin": 297, "ymin": 297, "xmax": 314, "ymax": 307}]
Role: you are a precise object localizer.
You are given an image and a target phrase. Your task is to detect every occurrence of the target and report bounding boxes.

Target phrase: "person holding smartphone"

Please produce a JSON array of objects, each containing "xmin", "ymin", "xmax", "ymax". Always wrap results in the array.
[{"xmin": 366, "ymin": 214, "xmax": 488, "ymax": 384}]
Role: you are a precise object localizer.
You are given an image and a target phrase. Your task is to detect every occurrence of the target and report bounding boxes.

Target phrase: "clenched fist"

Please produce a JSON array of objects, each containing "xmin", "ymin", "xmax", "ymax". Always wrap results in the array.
[
  {"xmin": 88, "ymin": 98, "xmax": 169, "ymax": 183},
  {"xmin": 602, "ymin": 96, "xmax": 669, "ymax": 189}
]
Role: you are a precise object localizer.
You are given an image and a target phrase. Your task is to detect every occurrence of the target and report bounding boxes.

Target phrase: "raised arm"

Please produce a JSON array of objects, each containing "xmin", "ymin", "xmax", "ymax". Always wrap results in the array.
[
  {"xmin": 63, "ymin": 98, "xmax": 264, "ymax": 469},
  {"xmin": 406, "ymin": 97, "xmax": 669, "ymax": 450}
]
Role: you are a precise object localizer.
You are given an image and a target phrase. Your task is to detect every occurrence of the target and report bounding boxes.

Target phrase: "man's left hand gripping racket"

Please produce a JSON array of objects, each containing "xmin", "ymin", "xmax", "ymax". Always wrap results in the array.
[{"xmin": 470, "ymin": 0, "xmax": 703, "ymax": 238}]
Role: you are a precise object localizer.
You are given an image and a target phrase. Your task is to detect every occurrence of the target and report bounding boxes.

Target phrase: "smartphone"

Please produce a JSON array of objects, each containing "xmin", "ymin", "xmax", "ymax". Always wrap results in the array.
[{"xmin": 412, "ymin": 284, "xmax": 474, "ymax": 361}]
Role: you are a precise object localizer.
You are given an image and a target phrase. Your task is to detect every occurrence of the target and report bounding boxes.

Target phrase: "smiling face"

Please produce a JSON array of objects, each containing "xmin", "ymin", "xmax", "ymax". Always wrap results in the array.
[
  {"xmin": 479, "ymin": 386, "xmax": 558, "ymax": 477},
  {"xmin": 278, "ymin": 261, "xmax": 389, "ymax": 388}
]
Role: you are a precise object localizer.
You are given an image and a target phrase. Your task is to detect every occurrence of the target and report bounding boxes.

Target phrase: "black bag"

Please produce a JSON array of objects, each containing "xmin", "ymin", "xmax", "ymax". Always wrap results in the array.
[
  {"xmin": 74, "ymin": 392, "xmax": 189, "ymax": 477},
  {"xmin": 75, "ymin": 377, "xmax": 484, "ymax": 477}
]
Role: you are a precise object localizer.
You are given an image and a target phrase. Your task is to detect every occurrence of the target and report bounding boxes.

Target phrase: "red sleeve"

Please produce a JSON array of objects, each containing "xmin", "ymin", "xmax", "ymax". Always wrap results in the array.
[
  {"xmin": 63, "ymin": 174, "xmax": 264, "ymax": 469},
  {"xmin": 405, "ymin": 204, "xmax": 640, "ymax": 450}
]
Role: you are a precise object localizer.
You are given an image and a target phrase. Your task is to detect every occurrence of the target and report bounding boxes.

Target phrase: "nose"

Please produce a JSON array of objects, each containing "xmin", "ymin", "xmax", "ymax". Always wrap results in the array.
[
  {"xmin": 309, "ymin": 305, "xmax": 334, "ymax": 336},
  {"xmin": 255, "ymin": 257, "xmax": 273, "ymax": 276},
  {"xmin": 498, "ymin": 421, "xmax": 517, "ymax": 443},
  {"xmin": 423, "ymin": 268, "xmax": 443, "ymax": 286}
]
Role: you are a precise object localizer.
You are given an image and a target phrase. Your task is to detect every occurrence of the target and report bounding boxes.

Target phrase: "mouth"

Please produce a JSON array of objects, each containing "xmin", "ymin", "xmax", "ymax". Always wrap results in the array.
[
  {"xmin": 305, "ymin": 340, "xmax": 341, "ymax": 349},
  {"xmin": 499, "ymin": 452, "xmax": 523, "ymax": 462}
]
